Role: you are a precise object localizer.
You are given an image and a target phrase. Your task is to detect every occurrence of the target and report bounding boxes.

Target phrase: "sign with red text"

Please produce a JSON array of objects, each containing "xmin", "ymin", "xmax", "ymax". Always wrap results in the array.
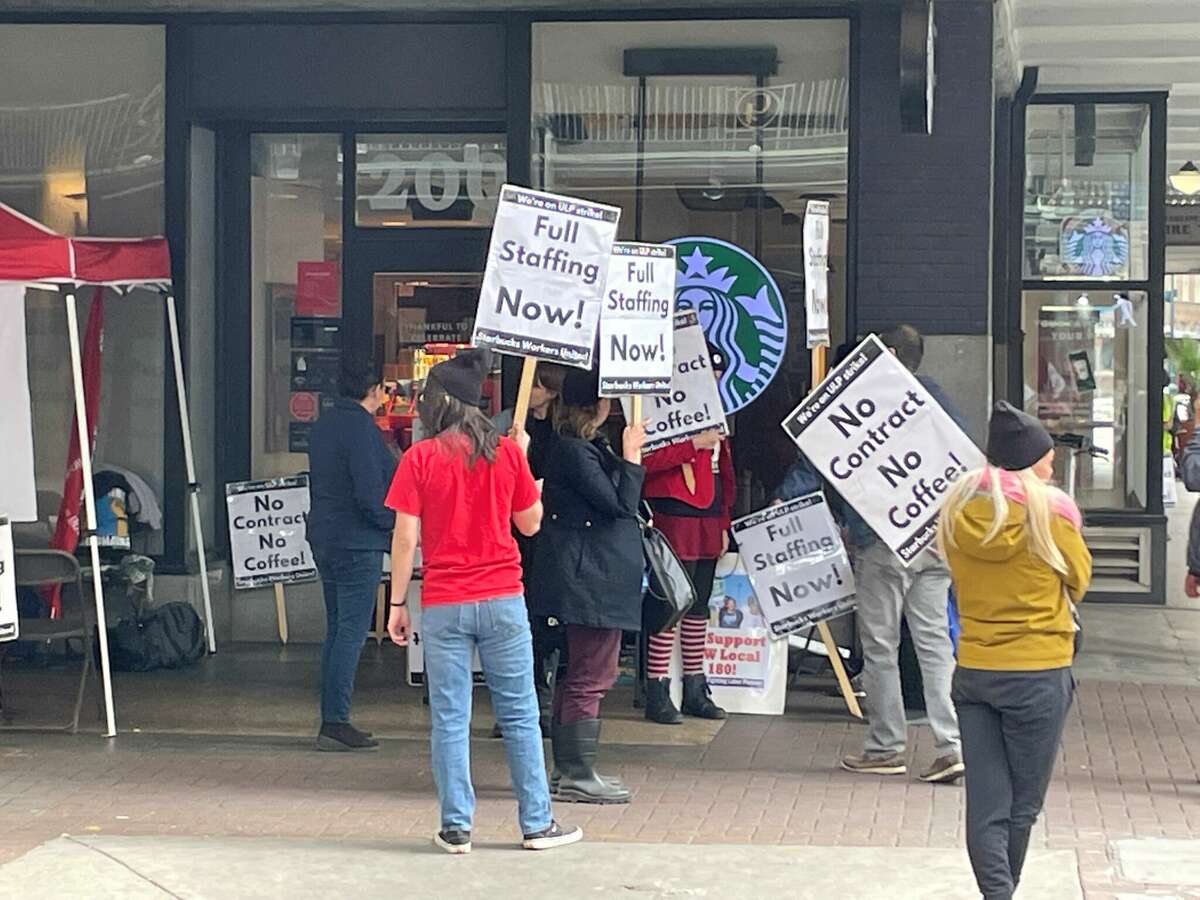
[
  {"xmin": 731, "ymin": 493, "xmax": 855, "ymax": 638},
  {"xmin": 472, "ymin": 184, "xmax": 620, "ymax": 368},
  {"xmin": 781, "ymin": 336, "xmax": 985, "ymax": 565},
  {"xmin": 599, "ymin": 242, "xmax": 675, "ymax": 396}
]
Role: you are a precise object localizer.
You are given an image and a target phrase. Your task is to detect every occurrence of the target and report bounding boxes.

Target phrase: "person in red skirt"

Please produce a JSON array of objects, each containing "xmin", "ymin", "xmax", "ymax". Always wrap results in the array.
[{"xmin": 641, "ymin": 346, "xmax": 734, "ymax": 724}]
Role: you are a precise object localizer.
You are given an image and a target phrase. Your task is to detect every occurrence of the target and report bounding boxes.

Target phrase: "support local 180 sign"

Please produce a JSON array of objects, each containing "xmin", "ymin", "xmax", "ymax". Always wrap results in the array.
[
  {"xmin": 225, "ymin": 476, "xmax": 317, "ymax": 590},
  {"xmin": 472, "ymin": 184, "xmax": 620, "ymax": 368},
  {"xmin": 782, "ymin": 336, "xmax": 985, "ymax": 565},
  {"xmin": 630, "ymin": 309, "xmax": 727, "ymax": 453}
]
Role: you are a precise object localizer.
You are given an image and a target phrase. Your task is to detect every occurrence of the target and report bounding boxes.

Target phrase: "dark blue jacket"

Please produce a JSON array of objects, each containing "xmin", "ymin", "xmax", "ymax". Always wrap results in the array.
[{"xmin": 307, "ymin": 397, "xmax": 398, "ymax": 552}]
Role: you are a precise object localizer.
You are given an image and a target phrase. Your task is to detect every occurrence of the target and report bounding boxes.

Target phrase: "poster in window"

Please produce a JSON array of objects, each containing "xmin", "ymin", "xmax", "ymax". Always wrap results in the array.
[{"xmin": 1036, "ymin": 310, "xmax": 1095, "ymax": 421}]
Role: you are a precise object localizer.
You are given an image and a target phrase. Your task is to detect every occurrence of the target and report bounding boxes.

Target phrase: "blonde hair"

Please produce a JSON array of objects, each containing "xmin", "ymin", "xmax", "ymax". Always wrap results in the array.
[
  {"xmin": 937, "ymin": 466, "xmax": 1068, "ymax": 575},
  {"xmin": 554, "ymin": 402, "xmax": 603, "ymax": 442}
]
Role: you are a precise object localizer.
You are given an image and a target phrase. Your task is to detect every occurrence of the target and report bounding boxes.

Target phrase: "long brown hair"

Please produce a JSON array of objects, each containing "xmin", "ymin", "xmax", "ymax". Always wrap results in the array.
[
  {"xmin": 417, "ymin": 378, "xmax": 500, "ymax": 465},
  {"xmin": 554, "ymin": 402, "xmax": 604, "ymax": 442}
]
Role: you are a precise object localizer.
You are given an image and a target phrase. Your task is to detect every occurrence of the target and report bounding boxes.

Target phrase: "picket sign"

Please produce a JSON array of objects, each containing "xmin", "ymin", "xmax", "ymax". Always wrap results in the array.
[
  {"xmin": 783, "ymin": 336, "xmax": 985, "ymax": 565},
  {"xmin": 0, "ymin": 516, "xmax": 17, "ymax": 643},
  {"xmin": 472, "ymin": 184, "xmax": 621, "ymax": 429},
  {"xmin": 225, "ymin": 476, "xmax": 318, "ymax": 645},
  {"xmin": 599, "ymin": 242, "xmax": 676, "ymax": 398}
]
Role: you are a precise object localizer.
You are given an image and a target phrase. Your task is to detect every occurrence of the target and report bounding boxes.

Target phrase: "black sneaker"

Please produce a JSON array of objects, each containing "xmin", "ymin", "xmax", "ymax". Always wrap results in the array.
[
  {"xmin": 434, "ymin": 829, "xmax": 472, "ymax": 855},
  {"xmin": 316, "ymin": 722, "xmax": 380, "ymax": 752},
  {"xmin": 522, "ymin": 820, "xmax": 583, "ymax": 851}
]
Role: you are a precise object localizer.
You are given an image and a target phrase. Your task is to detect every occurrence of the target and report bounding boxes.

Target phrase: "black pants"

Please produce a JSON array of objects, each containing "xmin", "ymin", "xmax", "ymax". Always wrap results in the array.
[
  {"xmin": 685, "ymin": 557, "xmax": 718, "ymax": 617},
  {"xmin": 953, "ymin": 666, "xmax": 1074, "ymax": 900}
]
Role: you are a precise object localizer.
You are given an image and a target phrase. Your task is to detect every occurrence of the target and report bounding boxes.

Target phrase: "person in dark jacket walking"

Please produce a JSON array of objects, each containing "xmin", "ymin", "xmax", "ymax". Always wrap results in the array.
[
  {"xmin": 527, "ymin": 366, "xmax": 646, "ymax": 805},
  {"xmin": 307, "ymin": 354, "xmax": 398, "ymax": 751}
]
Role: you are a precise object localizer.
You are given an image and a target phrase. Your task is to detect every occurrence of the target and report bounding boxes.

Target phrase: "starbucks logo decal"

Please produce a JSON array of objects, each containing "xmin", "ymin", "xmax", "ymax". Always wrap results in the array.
[{"xmin": 665, "ymin": 237, "xmax": 788, "ymax": 414}]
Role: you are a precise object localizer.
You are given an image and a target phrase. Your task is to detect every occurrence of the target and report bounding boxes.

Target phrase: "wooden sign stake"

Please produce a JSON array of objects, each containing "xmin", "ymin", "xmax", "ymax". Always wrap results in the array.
[
  {"xmin": 808, "ymin": 343, "xmax": 863, "ymax": 720},
  {"xmin": 273, "ymin": 582, "xmax": 289, "ymax": 645},
  {"xmin": 630, "ymin": 396, "xmax": 644, "ymax": 464},
  {"xmin": 512, "ymin": 357, "xmax": 539, "ymax": 431}
]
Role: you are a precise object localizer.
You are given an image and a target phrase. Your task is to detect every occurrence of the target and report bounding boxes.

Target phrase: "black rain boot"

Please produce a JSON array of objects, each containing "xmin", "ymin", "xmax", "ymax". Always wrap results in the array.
[
  {"xmin": 681, "ymin": 674, "xmax": 726, "ymax": 720},
  {"xmin": 644, "ymin": 677, "xmax": 683, "ymax": 725},
  {"xmin": 552, "ymin": 719, "xmax": 632, "ymax": 805}
]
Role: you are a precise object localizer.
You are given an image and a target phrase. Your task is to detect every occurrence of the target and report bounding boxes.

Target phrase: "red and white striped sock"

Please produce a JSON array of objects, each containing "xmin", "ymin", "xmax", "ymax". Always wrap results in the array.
[
  {"xmin": 680, "ymin": 614, "xmax": 708, "ymax": 675},
  {"xmin": 647, "ymin": 628, "xmax": 675, "ymax": 679}
]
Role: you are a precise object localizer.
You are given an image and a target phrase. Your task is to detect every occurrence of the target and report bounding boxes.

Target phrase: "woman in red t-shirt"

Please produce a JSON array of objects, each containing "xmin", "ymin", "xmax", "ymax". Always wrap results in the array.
[
  {"xmin": 640, "ymin": 346, "xmax": 735, "ymax": 724},
  {"xmin": 384, "ymin": 349, "xmax": 580, "ymax": 855}
]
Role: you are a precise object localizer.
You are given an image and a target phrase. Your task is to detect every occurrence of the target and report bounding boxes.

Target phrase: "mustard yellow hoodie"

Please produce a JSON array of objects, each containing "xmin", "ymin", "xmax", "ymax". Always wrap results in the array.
[{"xmin": 944, "ymin": 475, "xmax": 1092, "ymax": 672}]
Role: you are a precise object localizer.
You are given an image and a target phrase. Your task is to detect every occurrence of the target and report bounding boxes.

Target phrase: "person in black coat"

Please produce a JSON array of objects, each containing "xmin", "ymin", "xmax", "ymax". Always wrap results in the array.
[{"xmin": 527, "ymin": 366, "xmax": 645, "ymax": 805}]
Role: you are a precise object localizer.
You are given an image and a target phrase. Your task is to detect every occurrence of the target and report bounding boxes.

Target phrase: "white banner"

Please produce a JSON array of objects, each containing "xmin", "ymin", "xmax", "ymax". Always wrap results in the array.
[
  {"xmin": 0, "ymin": 516, "xmax": 17, "ymax": 642},
  {"xmin": 0, "ymin": 287, "xmax": 37, "ymax": 523},
  {"xmin": 472, "ymin": 184, "xmax": 620, "ymax": 368},
  {"xmin": 225, "ymin": 476, "xmax": 316, "ymax": 589},
  {"xmin": 631, "ymin": 309, "xmax": 727, "ymax": 453},
  {"xmin": 804, "ymin": 200, "xmax": 830, "ymax": 349},
  {"xmin": 782, "ymin": 336, "xmax": 986, "ymax": 564},
  {"xmin": 599, "ymin": 242, "xmax": 675, "ymax": 397},
  {"xmin": 732, "ymin": 494, "xmax": 856, "ymax": 639}
]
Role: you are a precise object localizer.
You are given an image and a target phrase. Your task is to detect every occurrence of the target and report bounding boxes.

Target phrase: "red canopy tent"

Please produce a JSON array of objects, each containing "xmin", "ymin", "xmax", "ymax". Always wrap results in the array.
[{"xmin": 0, "ymin": 202, "xmax": 215, "ymax": 737}]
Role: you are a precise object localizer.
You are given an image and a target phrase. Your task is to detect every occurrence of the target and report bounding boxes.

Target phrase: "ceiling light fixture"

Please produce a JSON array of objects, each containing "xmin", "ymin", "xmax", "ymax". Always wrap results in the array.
[{"xmin": 1169, "ymin": 161, "xmax": 1200, "ymax": 195}]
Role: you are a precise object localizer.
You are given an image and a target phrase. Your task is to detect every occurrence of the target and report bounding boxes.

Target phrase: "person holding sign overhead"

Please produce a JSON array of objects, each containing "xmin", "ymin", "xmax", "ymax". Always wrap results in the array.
[
  {"xmin": 526, "ymin": 365, "xmax": 646, "ymax": 805},
  {"xmin": 307, "ymin": 354, "xmax": 397, "ymax": 752},
  {"xmin": 384, "ymin": 349, "xmax": 582, "ymax": 853},
  {"xmin": 937, "ymin": 402, "xmax": 1091, "ymax": 900},
  {"xmin": 641, "ymin": 347, "xmax": 734, "ymax": 724}
]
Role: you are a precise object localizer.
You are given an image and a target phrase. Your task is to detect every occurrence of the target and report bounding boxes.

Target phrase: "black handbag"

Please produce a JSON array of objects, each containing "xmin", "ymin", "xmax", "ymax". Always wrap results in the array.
[{"xmin": 640, "ymin": 506, "xmax": 697, "ymax": 635}]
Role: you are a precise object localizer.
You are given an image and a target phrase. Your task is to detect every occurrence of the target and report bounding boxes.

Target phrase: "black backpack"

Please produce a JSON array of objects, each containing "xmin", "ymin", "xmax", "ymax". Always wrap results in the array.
[{"xmin": 106, "ymin": 602, "xmax": 206, "ymax": 672}]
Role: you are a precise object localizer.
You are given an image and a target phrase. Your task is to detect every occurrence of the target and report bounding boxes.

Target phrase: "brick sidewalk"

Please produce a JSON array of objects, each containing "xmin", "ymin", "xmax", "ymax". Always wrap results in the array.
[{"xmin": 1, "ymin": 680, "xmax": 1198, "ymax": 899}]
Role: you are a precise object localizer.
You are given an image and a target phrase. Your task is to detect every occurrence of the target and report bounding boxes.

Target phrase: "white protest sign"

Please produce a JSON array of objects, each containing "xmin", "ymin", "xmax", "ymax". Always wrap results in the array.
[
  {"xmin": 630, "ymin": 309, "xmax": 727, "ymax": 453},
  {"xmin": 782, "ymin": 336, "xmax": 986, "ymax": 564},
  {"xmin": 225, "ymin": 476, "xmax": 316, "ymax": 589},
  {"xmin": 0, "ymin": 516, "xmax": 17, "ymax": 642},
  {"xmin": 732, "ymin": 494, "xmax": 856, "ymax": 639},
  {"xmin": 804, "ymin": 200, "xmax": 830, "ymax": 349},
  {"xmin": 472, "ymin": 184, "xmax": 620, "ymax": 368},
  {"xmin": 599, "ymin": 242, "xmax": 675, "ymax": 397}
]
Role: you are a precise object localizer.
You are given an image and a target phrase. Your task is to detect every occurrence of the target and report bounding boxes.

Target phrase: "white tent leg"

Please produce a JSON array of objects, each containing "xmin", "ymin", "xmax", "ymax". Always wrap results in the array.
[
  {"xmin": 166, "ymin": 294, "xmax": 216, "ymax": 653},
  {"xmin": 65, "ymin": 292, "xmax": 117, "ymax": 738}
]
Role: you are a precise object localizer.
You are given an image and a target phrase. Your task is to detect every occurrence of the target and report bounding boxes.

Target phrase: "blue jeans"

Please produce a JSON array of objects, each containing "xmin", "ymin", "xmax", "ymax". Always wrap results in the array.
[
  {"xmin": 423, "ymin": 595, "xmax": 552, "ymax": 835},
  {"xmin": 314, "ymin": 548, "xmax": 383, "ymax": 724}
]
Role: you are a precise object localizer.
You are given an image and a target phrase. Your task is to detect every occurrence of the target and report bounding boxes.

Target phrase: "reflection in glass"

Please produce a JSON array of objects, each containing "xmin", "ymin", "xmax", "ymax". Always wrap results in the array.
[
  {"xmin": 250, "ymin": 134, "xmax": 344, "ymax": 478},
  {"xmin": 1022, "ymin": 290, "xmax": 1148, "ymax": 510},
  {"xmin": 355, "ymin": 134, "xmax": 506, "ymax": 228},
  {"xmin": 1023, "ymin": 103, "xmax": 1150, "ymax": 281}
]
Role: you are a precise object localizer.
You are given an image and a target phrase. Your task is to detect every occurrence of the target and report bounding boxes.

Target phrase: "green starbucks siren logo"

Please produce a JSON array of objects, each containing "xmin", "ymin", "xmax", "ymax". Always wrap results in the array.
[{"xmin": 666, "ymin": 237, "xmax": 788, "ymax": 414}]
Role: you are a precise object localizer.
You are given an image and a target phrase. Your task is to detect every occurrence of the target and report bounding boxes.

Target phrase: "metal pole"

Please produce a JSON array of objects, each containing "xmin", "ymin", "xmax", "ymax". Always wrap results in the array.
[
  {"xmin": 166, "ymin": 294, "xmax": 216, "ymax": 653},
  {"xmin": 65, "ymin": 291, "xmax": 117, "ymax": 737}
]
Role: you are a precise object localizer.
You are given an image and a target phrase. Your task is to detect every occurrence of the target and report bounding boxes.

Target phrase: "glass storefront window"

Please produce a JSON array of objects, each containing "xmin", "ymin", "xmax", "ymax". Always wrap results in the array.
[
  {"xmin": 0, "ymin": 24, "xmax": 166, "ymax": 553},
  {"xmin": 250, "ymin": 133, "xmax": 344, "ymax": 479},
  {"xmin": 532, "ymin": 18, "xmax": 849, "ymax": 507},
  {"xmin": 355, "ymin": 134, "xmax": 506, "ymax": 228},
  {"xmin": 1022, "ymin": 289, "xmax": 1149, "ymax": 510},
  {"xmin": 1023, "ymin": 103, "xmax": 1150, "ymax": 282}
]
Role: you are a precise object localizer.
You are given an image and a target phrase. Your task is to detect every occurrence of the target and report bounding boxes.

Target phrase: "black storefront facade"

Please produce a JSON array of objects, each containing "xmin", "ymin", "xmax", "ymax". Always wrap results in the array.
[{"xmin": 0, "ymin": 2, "xmax": 1168, "ymax": 644}]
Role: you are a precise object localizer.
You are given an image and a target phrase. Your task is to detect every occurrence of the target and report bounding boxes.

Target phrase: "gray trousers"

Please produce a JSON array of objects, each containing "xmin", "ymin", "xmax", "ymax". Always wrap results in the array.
[
  {"xmin": 953, "ymin": 666, "xmax": 1074, "ymax": 900},
  {"xmin": 854, "ymin": 541, "xmax": 960, "ymax": 757}
]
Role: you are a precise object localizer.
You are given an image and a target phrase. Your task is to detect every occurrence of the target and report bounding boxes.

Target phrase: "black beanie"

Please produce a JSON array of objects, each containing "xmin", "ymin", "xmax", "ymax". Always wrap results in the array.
[
  {"xmin": 986, "ymin": 401, "xmax": 1054, "ymax": 471},
  {"xmin": 428, "ymin": 348, "xmax": 491, "ymax": 406},
  {"xmin": 561, "ymin": 365, "xmax": 601, "ymax": 408}
]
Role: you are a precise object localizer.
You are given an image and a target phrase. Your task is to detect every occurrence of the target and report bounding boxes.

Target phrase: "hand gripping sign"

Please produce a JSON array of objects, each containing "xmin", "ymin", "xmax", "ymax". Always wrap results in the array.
[
  {"xmin": 632, "ymin": 309, "xmax": 727, "ymax": 453},
  {"xmin": 732, "ymin": 494, "xmax": 856, "ymax": 639},
  {"xmin": 599, "ymin": 242, "xmax": 676, "ymax": 397},
  {"xmin": 472, "ymin": 184, "xmax": 620, "ymax": 369},
  {"xmin": 782, "ymin": 336, "xmax": 986, "ymax": 565}
]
